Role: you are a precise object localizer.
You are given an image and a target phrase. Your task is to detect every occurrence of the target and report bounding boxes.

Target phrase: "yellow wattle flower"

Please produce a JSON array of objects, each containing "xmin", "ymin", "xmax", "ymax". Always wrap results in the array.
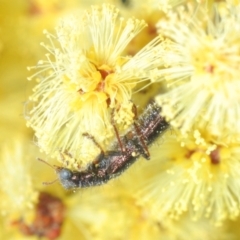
[
  {"xmin": 130, "ymin": 128, "xmax": 240, "ymax": 225},
  {"xmin": 154, "ymin": 2, "xmax": 240, "ymax": 142},
  {"xmin": 26, "ymin": 4, "xmax": 162, "ymax": 166},
  {"xmin": 0, "ymin": 138, "xmax": 38, "ymax": 222}
]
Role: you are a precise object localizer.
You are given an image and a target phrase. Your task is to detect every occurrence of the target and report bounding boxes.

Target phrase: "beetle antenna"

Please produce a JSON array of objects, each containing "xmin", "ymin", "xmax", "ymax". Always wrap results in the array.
[
  {"xmin": 42, "ymin": 179, "xmax": 58, "ymax": 185},
  {"xmin": 37, "ymin": 158, "xmax": 55, "ymax": 170}
]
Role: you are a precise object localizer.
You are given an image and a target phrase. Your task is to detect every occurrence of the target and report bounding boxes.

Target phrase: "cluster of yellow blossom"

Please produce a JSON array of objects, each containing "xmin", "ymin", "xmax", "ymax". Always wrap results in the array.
[{"xmin": 1, "ymin": 0, "xmax": 240, "ymax": 239}]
